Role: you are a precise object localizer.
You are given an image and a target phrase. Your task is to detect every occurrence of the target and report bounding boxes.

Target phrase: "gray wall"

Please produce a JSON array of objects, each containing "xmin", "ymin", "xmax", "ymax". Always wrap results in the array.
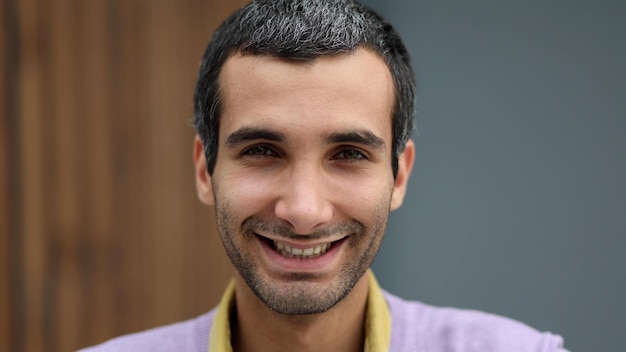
[{"xmin": 363, "ymin": 1, "xmax": 626, "ymax": 351}]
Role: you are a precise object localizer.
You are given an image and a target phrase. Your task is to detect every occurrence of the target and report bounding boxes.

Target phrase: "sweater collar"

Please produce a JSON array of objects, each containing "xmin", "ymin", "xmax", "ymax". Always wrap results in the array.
[{"xmin": 208, "ymin": 270, "xmax": 390, "ymax": 352}]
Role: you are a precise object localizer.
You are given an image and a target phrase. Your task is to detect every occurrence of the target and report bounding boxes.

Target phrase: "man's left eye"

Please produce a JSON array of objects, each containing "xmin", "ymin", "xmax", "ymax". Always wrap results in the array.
[{"xmin": 332, "ymin": 149, "xmax": 366, "ymax": 161}]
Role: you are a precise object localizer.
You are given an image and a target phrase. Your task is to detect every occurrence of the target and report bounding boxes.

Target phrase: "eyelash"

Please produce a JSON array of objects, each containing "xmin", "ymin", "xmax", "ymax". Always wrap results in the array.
[
  {"xmin": 242, "ymin": 144, "xmax": 279, "ymax": 157},
  {"xmin": 331, "ymin": 148, "xmax": 367, "ymax": 161},
  {"xmin": 241, "ymin": 144, "xmax": 368, "ymax": 162}
]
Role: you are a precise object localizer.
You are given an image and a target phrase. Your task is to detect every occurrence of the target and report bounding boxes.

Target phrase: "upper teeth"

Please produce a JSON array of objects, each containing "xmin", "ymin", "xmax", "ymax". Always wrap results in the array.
[{"xmin": 274, "ymin": 241, "xmax": 331, "ymax": 258}]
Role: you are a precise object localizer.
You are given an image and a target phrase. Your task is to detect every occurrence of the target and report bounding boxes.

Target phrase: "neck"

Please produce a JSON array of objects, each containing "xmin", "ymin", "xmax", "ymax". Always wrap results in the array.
[{"xmin": 232, "ymin": 273, "xmax": 369, "ymax": 352}]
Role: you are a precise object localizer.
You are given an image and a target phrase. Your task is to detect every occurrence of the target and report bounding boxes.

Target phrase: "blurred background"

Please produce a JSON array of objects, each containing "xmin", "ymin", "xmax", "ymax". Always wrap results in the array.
[
  {"xmin": 365, "ymin": 1, "xmax": 626, "ymax": 352},
  {"xmin": 2, "ymin": 0, "xmax": 624, "ymax": 351},
  {"xmin": 2, "ymin": 0, "xmax": 245, "ymax": 350}
]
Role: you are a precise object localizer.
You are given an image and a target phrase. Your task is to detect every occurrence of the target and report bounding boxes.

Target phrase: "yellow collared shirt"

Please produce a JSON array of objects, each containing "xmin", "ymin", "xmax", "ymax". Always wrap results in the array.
[{"xmin": 208, "ymin": 270, "xmax": 390, "ymax": 352}]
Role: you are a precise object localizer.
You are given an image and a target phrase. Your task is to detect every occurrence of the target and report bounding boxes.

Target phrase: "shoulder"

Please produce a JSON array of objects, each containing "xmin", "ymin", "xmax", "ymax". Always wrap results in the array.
[
  {"xmin": 384, "ymin": 291, "xmax": 568, "ymax": 352},
  {"xmin": 78, "ymin": 309, "xmax": 216, "ymax": 352}
]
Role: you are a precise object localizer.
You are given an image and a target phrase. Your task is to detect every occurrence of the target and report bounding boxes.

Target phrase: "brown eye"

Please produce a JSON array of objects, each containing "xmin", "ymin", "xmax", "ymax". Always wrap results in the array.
[
  {"xmin": 243, "ymin": 144, "xmax": 278, "ymax": 157},
  {"xmin": 332, "ymin": 149, "xmax": 366, "ymax": 161}
]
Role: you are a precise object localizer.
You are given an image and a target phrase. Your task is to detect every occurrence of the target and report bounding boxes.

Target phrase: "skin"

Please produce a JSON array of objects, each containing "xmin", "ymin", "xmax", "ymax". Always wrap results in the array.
[{"xmin": 194, "ymin": 48, "xmax": 414, "ymax": 352}]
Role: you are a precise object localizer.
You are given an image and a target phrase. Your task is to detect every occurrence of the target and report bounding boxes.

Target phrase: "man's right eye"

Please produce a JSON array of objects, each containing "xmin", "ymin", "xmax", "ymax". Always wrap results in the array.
[{"xmin": 243, "ymin": 144, "xmax": 279, "ymax": 157}]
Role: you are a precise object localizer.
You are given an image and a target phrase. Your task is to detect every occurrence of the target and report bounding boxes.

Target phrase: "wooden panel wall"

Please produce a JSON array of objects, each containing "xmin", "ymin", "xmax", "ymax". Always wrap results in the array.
[{"xmin": 1, "ymin": 0, "xmax": 248, "ymax": 350}]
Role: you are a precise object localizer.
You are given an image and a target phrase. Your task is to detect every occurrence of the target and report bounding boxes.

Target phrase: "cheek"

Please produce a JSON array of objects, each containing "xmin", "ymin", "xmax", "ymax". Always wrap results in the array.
[
  {"xmin": 330, "ymin": 177, "xmax": 395, "ymax": 217},
  {"xmin": 215, "ymin": 172, "xmax": 279, "ymax": 215}
]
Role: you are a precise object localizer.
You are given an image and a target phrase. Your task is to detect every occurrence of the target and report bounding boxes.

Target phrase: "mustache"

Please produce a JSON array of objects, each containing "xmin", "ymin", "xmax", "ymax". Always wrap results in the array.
[{"xmin": 242, "ymin": 216, "xmax": 363, "ymax": 241}]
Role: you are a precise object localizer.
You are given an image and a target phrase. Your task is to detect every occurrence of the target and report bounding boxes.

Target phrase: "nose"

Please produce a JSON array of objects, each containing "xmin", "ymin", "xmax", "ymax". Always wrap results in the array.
[{"xmin": 274, "ymin": 164, "xmax": 333, "ymax": 234}]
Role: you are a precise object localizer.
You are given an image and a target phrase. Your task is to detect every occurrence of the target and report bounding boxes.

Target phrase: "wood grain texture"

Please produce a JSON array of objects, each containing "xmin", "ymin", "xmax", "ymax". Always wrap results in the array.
[
  {"xmin": 1, "ymin": 1, "xmax": 15, "ymax": 351},
  {"xmin": 5, "ymin": 0, "xmax": 248, "ymax": 350}
]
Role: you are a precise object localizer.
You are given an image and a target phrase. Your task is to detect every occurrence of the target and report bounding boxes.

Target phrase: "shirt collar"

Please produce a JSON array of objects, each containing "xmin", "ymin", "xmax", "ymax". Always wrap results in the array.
[{"xmin": 208, "ymin": 270, "xmax": 391, "ymax": 352}]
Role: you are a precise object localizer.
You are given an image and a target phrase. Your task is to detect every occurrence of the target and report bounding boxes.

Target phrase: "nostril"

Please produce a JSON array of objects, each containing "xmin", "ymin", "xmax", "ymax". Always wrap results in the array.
[{"xmin": 273, "ymin": 197, "xmax": 334, "ymax": 235}]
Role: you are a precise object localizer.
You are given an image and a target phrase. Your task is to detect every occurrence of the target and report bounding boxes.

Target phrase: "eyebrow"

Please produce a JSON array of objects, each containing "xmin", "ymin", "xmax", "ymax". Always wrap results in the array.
[
  {"xmin": 225, "ymin": 127, "xmax": 285, "ymax": 147},
  {"xmin": 325, "ymin": 130, "xmax": 386, "ymax": 151},
  {"xmin": 224, "ymin": 126, "xmax": 386, "ymax": 151}
]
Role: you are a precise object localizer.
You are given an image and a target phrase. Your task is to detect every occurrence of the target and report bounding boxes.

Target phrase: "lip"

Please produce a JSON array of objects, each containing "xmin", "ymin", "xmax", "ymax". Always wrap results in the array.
[{"xmin": 255, "ymin": 234, "xmax": 347, "ymax": 273}]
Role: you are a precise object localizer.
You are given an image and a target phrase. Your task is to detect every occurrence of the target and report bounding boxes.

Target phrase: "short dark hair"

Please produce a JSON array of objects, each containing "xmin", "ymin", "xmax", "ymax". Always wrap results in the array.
[{"xmin": 193, "ymin": 0, "xmax": 415, "ymax": 177}]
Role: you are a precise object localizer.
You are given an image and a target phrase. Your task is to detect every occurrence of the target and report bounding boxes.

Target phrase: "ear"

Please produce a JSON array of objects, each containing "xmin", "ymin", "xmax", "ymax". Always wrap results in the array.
[
  {"xmin": 390, "ymin": 139, "xmax": 415, "ymax": 211},
  {"xmin": 193, "ymin": 134, "xmax": 215, "ymax": 206}
]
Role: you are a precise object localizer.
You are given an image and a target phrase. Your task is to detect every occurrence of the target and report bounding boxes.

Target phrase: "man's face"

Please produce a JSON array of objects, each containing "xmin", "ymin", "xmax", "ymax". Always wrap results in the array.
[{"xmin": 194, "ymin": 49, "xmax": 413, "ymax": 315}]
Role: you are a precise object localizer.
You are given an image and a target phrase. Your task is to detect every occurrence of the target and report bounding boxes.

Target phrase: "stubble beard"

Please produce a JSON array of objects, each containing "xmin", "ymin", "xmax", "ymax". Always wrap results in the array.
[{"xmin": 214, "ymin": 201, "xmax": 390, "ymax": 315}]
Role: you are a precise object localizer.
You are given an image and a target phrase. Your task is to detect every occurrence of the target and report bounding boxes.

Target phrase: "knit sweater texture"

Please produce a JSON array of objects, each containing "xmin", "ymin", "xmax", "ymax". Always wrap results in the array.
[{"xmin": 80, "ymin": 290, "xmax": 567, "ymax": 352}]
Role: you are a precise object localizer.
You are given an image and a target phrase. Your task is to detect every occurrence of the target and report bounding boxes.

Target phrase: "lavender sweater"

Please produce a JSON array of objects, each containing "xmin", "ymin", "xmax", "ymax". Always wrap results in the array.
[{"xmin": 81, "ymin": 290, "xmax": 567, "ymax": 351}]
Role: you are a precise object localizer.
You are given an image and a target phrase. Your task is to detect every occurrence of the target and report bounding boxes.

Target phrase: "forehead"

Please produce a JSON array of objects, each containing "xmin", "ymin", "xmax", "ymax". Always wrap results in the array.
[{"xmin": 218, "ymin": 49, "xmax": 395, "ymax": 143}]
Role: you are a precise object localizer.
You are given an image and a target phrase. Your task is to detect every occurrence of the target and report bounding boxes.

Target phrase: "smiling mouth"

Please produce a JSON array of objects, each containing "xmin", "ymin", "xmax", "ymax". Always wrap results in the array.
[
  {"xmin": 274, "ymin": 241, "xmax": 332, "ymax": 259},
  {"xmin": 256, "ymin": 233, "xmax": 340, "ymax": 260}
]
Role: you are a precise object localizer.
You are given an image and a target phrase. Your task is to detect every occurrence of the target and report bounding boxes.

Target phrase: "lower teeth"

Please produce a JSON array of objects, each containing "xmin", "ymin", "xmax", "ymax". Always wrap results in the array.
[{"xmin": 277, "ymin": 250, "xmax": 322, "ymax": 259}]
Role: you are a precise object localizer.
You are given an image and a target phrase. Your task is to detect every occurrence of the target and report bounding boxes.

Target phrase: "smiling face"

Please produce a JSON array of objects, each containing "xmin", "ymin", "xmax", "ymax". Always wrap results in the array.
[{"xmin": 194, "ymin": 48, "xmax": 414, "ymax": 315}]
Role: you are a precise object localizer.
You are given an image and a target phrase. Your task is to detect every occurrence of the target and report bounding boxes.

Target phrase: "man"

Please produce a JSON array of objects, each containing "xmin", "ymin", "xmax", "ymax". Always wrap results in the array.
[{"xmin": 82, "ymin": 0, "xmax": 567, "ymax": 351}]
